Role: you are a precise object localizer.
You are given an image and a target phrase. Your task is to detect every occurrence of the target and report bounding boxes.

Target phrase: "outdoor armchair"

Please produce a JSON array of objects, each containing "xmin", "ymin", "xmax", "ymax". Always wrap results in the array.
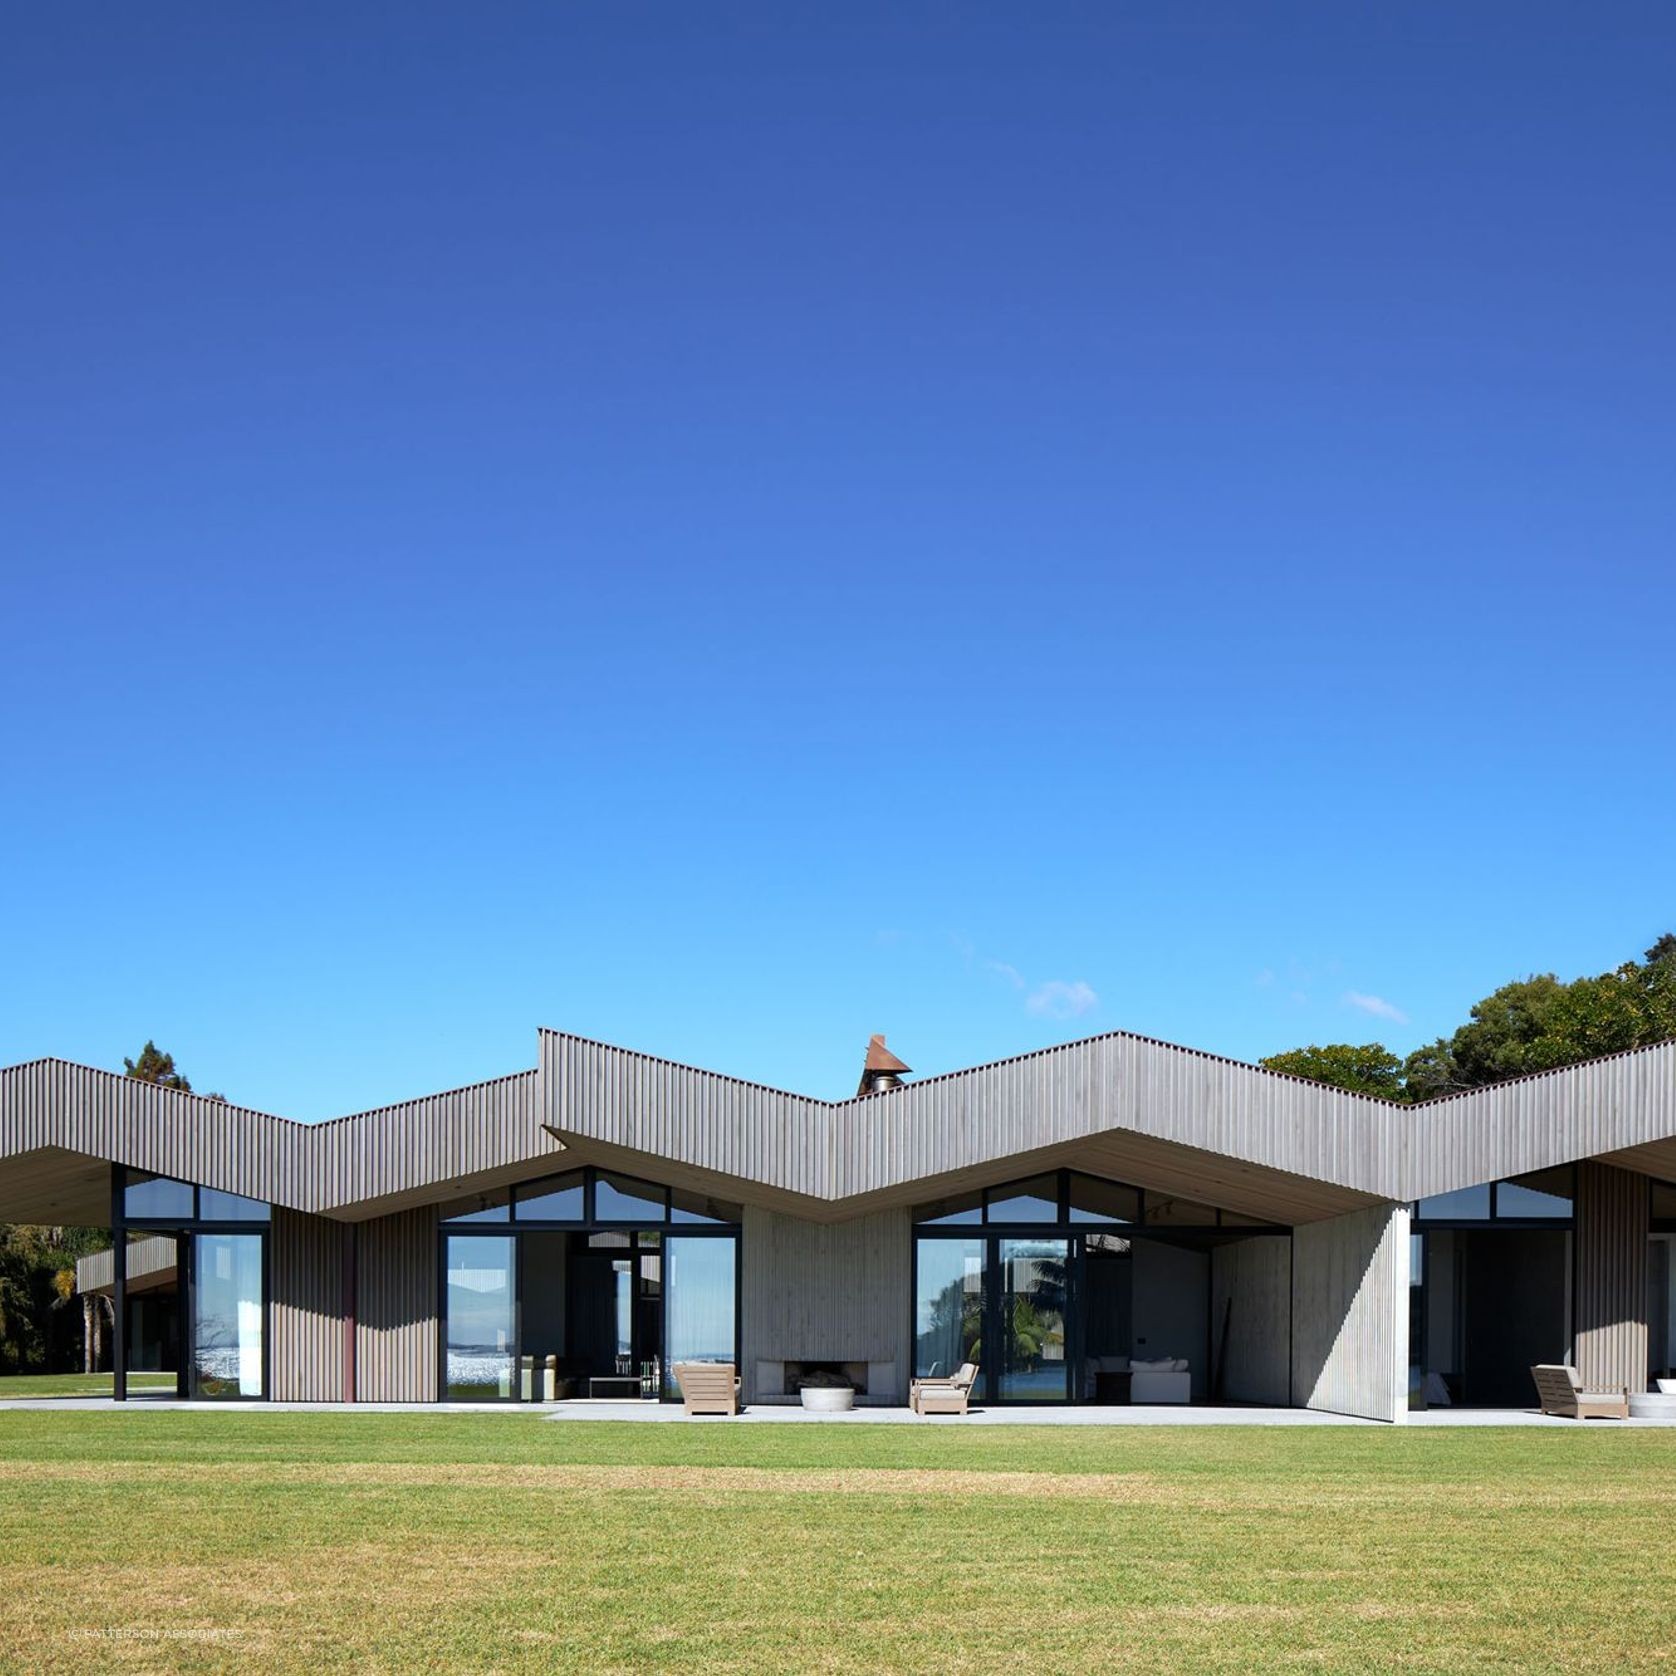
[
  {"xmin": 1530, "ymin": 1363, "xmax": 1628, "ymax": 1420},
  {"xmin": 910, "ymin": 1361, "xmax": 978, "ymax": 1416},
  {"xmin": 674, "ymin": 1361, "xmax": 742, "ymax": 1416}
]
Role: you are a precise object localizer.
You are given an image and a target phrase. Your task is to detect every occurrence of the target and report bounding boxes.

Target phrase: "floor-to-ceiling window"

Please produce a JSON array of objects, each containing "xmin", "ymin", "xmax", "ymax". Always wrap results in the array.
[
  {"xmin": 190, "ymin": 1233, "xmax": 265, "ymax": 1400},
  {"xmin": 444, "ymin": 1234, "xmax": 517, "ymax": 1400},
  {"xmin": 912, "ymin": 1170, "xmax": 1287, "ymax": 1406},
  {"xmin": 664, "ymin": 1235, "xmax": 737, "ymax": 1396},
  {"xmin": 112, "ymin": 1167, "xmax": 269, "ymax": 1402},
  {"xmin": 1409, "ymin": 1167, "xmax": 1573, "ymax": 1408},
  {"xmin": 438, "ymin": 1169, "xmax": 739, "ymax": 1403},
  {"xmin": 1650, "ymin": 1180, "xmax": 1676, "ymax": 1385}
]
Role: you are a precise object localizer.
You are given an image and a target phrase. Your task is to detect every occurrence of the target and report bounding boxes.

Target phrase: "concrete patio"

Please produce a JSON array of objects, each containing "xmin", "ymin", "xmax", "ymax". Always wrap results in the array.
[{"xmin": 1, "ymin": 1395, "xmax": 1671, "ymax": 1425}]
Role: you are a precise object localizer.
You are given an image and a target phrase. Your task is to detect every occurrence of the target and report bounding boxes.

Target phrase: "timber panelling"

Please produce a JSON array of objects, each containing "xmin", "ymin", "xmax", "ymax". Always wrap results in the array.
[
  {"xmin": 356, "ymin": 1206, "xmax": 438, "ymax": 1402},
  {"xmin": 270, "ymin": 1208, "xmax": 350, "ymax": 1402},
  {"xmin": 1574, "ymin": 1161, "xmax": 1649, "ymax": 1394}
]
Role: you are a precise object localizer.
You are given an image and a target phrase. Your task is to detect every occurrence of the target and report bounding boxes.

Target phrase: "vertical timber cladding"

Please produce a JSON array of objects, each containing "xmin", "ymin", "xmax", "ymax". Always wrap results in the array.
[
  {"xmin": 740, "ymin": 1207, "xmax": 911, "ymax": 1403},
  {"xmin": 1290, "ymin": 1201, "xmax": 1409, "ymax": 1422},
  {"xmin": 1575, "ymin": 1161, "xmax": 1649, "ymax": 1394},
  {"xmin": 269, "ymin": 1208, "xmax": 350, "ymax": 1402},
  {"xmin": 355, "ymin": 1205, "xmax": 439, "ymax": 1401}
]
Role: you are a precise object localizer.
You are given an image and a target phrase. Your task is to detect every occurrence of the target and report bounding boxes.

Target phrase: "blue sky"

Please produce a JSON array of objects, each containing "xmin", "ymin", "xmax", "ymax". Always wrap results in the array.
[{"xmin": 2, "ymin": 3, "xmax": 1672, "ymax": 1117}]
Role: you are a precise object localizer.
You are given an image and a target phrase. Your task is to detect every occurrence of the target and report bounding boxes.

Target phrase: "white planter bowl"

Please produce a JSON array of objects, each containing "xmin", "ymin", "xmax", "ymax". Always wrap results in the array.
[
  {"xmin": 1657, "ymin": 1378, "xmax": 1676, "ymax": 1396},
  {"xmin": 799, "ymin": 1386, "xmax": 855, "ymax": 1413}
]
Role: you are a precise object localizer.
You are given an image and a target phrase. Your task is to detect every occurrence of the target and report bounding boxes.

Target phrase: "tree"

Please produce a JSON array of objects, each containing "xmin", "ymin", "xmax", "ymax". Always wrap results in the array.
[
  {"xmin": 1269, "ymin": 932, "xmax": 1676, "ymax": 1105},
  {"xmin": 1259, "ymin": 1043, "xmax": 1408, "ymax": 1101},
  {"xmin": 124, "ymin": 1041, "xmax": 191, "ymax": 1092},
  {"xmin": 1401, "ymin": 936, "xmax": 1676, "ymax": 1096}
]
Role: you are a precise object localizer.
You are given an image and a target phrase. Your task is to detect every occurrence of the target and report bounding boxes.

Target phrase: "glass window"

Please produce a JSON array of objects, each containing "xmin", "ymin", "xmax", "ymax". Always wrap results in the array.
[
  {"xmin": 125, "ymin": 1171, "xmax": 194, "ymax": 1221},
  {"xmin": 1067, "ymin": 1175, "xmax": 1140, "ymax": 1224},
  {"xmin": 914, "ymin": 1237, "xmax": 984, "ymax": 1380},
  {"xmin": 671, "ymin": 1188, "xmax": 739, "ymax": 1225},
  {"xmin": 916, "ymin": 1189, "xmax": 982, "ymax": 1225},
  {"xmin": 1496, "ymin": 1168, "xmax": 1573, "ymax": 1220},
  {"xmin": 595, "ymin": 1173, "xmax": 667, "ymax": 1223},
  {"xmin": 985, "ymin": 1175, "xmax": 1060, "ymax": 1223},
  {"xmin": 664, "ymin": 1236, "xmax": 737, "ymax": 1395},
  {"xmin": 1082, "ymin": 1232, "xmax": 1131, "ymax": 1256},
  {"xmin": 516, "ymin": 1172, "xmax": 584, "ymax": 1221},
  {"xmin": 586, "ymin": 1230, "xmax": 633, "ymax": 1249},
  {"xmin": 440, "ymin": 1188, "xmax": 511, "ymax": 1224},
  {"xmin": 1416, "ymin": 1184, "xmax": 1492, "ymax": 1221},
  {"xmin": 999, "ymin": 1238, "xmax": 1068, "ymax": 1401},
  {"xmin": 190, "ymin": 1233, "xmax": 264, "ymax": 1399},
  {"xmin": 445, "ymin": 1234, "xmax": 516, "ymax": 1400},
  {"xmin": 1654, "ymin": 1181, "xmax": 1676, "ymax": 1226},
  {"xmin": 198, "ymin": 1187, "xmax": 269, "ymax": 1222},
  {"xmin": 1143, "ymin": 1193, "xmax": 1217, "ymax": 1226}
]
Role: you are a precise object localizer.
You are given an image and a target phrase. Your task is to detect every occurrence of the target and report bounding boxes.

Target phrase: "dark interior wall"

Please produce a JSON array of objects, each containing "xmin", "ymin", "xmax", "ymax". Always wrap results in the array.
[
  {"xmin": 1133, "ymin": 1239, "xmax": 1210, "ymax": 1399},
  {"xmin": 520, "ymin": 1232, "xmax": 567, "ymax": 1361},
  {"xmin": 1083, "ymin": 1253, "xmax": 1131, "ymax": 1358},
  {"xmin": 1462, "ymin": 1228, "xmax": 1567, "ymax": 1406}
]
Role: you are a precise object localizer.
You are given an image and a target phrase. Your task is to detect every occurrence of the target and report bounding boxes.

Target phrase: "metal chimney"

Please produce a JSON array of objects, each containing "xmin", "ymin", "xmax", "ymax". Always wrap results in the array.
[{"xmin": 857, "ymin": 1034, "xmax": 912, "ymax": 1097}]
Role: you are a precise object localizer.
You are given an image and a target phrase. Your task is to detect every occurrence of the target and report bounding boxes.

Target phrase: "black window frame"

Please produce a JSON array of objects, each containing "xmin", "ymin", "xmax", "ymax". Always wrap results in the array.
[
  {"xmin": 437, "ymin": 1169, "xmax": 742, "ymax": 1405},
  {"xmin": 109, "ymin": 1165, "xmax": 271, "ymax": 1404}
]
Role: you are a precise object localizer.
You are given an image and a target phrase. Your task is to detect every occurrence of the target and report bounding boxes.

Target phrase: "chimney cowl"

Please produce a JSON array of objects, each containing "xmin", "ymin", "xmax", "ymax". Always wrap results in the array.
[{"xmin": 857, "ymin": 1033, "xmax": 912, "ymax": 1097}]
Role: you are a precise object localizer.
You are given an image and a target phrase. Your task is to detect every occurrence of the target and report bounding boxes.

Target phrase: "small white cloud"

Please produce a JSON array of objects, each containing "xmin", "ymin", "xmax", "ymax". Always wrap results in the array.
[
  {"xmin": 1255, "ymin": 968, "xmax": 1276, "ymax": 988},
  {"xmin": 985, "ymin": 959, "xmax": 1027, "ymax": 991},
  {"xmin": 1343, "ymin": 990, "xmax": 1409, "ymax": 1025},
  {"xmin": 1026, "ymin": 980, "xmax": 1099, "ymax": 1020}
]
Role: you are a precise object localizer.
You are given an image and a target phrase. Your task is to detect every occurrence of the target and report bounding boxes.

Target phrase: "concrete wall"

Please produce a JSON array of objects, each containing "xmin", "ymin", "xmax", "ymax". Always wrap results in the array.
[
  {"xmin": 1133, "ymin": 1240, "xmax": 1210, "ymax": 1400},
  {"xmin": 1210, "ymin": 1235, "xmax": 1291, "ymax": 1406},
  {"xmin": 741, "ymin": 1207, "xmax": 910, "ymax": 1403},
  {"xmin": 1291, "ymin": 1201, "xmax": 1408, "ymax": 1422}
]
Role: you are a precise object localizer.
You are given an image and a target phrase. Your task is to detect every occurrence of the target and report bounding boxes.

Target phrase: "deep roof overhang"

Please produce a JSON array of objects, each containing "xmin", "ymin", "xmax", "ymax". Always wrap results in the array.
[{"xmin": 2, "ymin": 1031, "xmax": 1673, "ymax": 1227}]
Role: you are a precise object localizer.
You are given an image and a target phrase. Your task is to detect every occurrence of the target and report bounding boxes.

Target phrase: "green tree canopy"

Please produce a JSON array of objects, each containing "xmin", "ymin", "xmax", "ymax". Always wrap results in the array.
[
  {"xmin": 1258, "ymin": 1042, "xmax": 1408, "ymax": 1100},
  {"xmin": 123, "ymin": 1041, "xmax": 191, "ymax": 1092},
  {"xmin": 1267, "ymin": 933, "xmax": 1676, "ymax": 1104}
]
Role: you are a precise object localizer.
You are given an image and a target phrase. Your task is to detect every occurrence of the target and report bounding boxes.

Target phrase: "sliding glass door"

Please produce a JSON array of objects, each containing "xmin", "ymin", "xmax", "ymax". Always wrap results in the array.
[
  {"xmin": 914, "ymin": 1238, "xmax": 985, "ymax": 1382},
  {"xmin": 663, "ymin": 1236, "xmax": 736, "ymax": 1394},
  {"xmin": 445, "ymin": 1234, "xmax": 516, "ymax": 1400},
  {"xmin": 997, "ymin": 1238, "xmax": 1069, "ymax": 1401},
  {"xmin": 189, "ymin": 1233, "xmax": 265, "ymax": 1400}
]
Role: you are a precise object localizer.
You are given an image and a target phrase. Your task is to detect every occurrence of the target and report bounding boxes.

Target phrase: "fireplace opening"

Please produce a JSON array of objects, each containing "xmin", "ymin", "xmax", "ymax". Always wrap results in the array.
[{"xmin": 784, "ymin": 1359, "xmax": 869, "ymax": 1396}]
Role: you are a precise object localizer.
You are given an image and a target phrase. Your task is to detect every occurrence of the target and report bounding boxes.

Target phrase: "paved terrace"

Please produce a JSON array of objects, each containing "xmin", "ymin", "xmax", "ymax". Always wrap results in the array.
[{"xmin": 0, "ymin": 1397, "xmax": 1670, "ymax": 1426}]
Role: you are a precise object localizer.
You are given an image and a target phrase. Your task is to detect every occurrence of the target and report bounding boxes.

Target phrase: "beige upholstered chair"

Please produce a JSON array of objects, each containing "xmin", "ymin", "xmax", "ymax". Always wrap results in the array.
[
  {"xmin": 910, "ymin": 1362, "xmax": 978, "ymax": 1416},
  {"xmin": 1530, "ymin": 1364, "xmax": 1628, "ymax": 1420},
  {"xmin": 675, "ymin": 1362, "xmax": 741, "ymax": 1416}
]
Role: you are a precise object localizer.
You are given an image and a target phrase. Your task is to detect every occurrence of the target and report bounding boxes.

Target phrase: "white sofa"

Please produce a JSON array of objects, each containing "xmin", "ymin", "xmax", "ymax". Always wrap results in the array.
[
  {"xmin": 1082, "ymin": 1355, "xmax": 1192, "ymax": 1404},
  {"xmin": 1130, "ymin": 1357, "xmax": 1191, "ymax": 1404}
]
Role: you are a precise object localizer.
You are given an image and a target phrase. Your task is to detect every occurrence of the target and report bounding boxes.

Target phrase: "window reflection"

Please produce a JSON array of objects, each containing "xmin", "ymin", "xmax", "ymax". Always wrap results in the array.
[
  {"xmin": 191, "ymin": 1233, "xmax": 264, "ymax": 1399},
  {"xmin": 445, "ymin": 1234, "xmax": 516, "ymax": 1400}
]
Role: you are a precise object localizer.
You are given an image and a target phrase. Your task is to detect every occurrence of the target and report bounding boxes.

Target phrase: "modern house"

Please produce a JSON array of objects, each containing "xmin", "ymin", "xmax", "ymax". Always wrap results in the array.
[{"xmin": 5, "ymin": 1026, "xmax": 1675, "ymax": 1421}]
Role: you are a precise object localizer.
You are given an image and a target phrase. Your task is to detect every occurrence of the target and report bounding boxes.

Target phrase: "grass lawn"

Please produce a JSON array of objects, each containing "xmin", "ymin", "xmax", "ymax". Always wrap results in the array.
[
  {"xmin": 0, "ymin": 1372, "xmax": 176, "ymax": 1400},
  {"xmin": 0, "ymin": 1412, "xmax": 1672, "ymax": 1672}
]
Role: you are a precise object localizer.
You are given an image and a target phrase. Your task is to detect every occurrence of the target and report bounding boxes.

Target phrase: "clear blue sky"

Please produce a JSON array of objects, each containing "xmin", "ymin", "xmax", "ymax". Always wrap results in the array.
[{"xmin": 2, "ymin": 3, "xmax": 1672, "ymax": 1118}]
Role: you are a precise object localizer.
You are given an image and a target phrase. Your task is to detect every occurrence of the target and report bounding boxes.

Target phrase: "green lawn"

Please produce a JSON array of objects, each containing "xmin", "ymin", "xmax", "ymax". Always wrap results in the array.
[
  {"xmin": 0, "ymin": 1372, "xmax": 176, "ymax": 1400},
  {"xmin": 0, "ymin": 1412, "xmax": 1672, "ymax": 1673}
]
